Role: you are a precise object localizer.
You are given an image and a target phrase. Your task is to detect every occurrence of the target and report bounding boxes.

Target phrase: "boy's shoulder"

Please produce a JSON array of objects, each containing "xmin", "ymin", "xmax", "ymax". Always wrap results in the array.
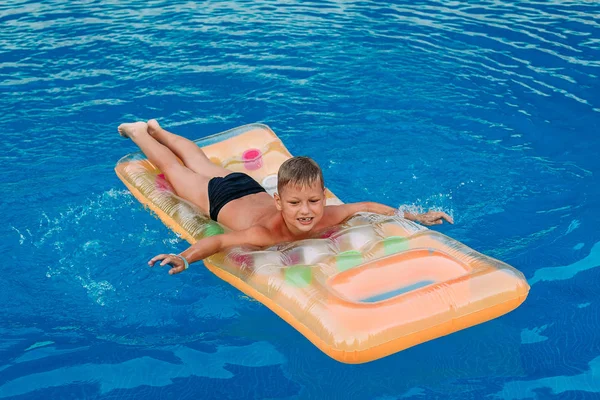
[
  {"xmin": 220, "ymin": 225, "xmax": 277, "ymax": 249},
  {"xmin": 243, "ymin": 223, "xmax": 283, "ymax": 246}
]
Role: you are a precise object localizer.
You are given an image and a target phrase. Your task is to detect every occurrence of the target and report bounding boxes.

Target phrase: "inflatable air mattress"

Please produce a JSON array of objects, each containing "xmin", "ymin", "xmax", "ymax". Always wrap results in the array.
[{"xmin": 115, "ymin": 123, "xmax": 530, "ymax": 363}]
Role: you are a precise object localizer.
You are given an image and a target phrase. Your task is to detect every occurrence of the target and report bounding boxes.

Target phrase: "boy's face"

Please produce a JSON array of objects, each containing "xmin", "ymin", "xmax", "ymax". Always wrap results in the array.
[{"xmin": 275, "ymin": 180, "xmax": 325, "ymax": 235}]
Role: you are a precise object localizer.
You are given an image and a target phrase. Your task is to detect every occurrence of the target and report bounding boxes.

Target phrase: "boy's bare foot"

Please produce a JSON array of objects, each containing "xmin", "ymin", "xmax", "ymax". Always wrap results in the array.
[
  {"xmin": 147, "ymin": 119, "xmax": 161, "ymax": 137},
  {"xmin": 118, "ymin": 121, "xmax": 148, "ymax": 139}
]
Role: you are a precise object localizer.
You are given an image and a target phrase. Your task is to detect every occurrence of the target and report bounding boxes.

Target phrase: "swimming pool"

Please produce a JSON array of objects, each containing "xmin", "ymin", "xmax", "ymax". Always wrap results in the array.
[{"xmin": 1, "ymin": 0, "xmax": 599, "ymax": 399}]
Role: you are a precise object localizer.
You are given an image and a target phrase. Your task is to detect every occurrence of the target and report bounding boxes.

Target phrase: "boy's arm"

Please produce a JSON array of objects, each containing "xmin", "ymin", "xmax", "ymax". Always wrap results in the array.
[
  {"xmin": 322, "ymin": 202, "xmax": 395, "ymax": 226},
  {"xmin": 148, "ymin": 226, "xmax": 274, "ymax": 275},
  {"xmin": 324, "ymin": 201, "xmax": 453, "ymax": 226}
]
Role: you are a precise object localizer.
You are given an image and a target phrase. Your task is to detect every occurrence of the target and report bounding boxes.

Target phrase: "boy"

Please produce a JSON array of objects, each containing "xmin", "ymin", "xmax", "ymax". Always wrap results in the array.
[{"xmin": 118, "ymin": 120, "xmax": 453, "ymax": 275}]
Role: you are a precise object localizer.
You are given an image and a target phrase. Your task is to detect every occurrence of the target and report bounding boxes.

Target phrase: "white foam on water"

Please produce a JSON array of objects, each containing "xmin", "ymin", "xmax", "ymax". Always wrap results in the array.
[
  {"xmin": 20, "ymin": 189, "xmax": 142, "ymax": 307},
  {"xmin": 397, "ymin": 191, "xmax": 455, "ymax": 222}
]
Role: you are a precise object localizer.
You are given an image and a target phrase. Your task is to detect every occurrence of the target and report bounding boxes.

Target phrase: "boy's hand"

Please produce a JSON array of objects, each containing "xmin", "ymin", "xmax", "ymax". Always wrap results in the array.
[
  {"xmin": 148, "ymin": 254, "xmax": 187, "ymax": 275},
  {"xmin": 414, "ymin": 211, "xmax": 454, "ymax": 226}
]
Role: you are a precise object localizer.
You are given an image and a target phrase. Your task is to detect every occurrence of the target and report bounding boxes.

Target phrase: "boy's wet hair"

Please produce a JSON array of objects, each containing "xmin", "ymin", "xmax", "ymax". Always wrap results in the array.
[{"xmin": 277, "ymin": 156, "xmax": 324, "ymax": 193}]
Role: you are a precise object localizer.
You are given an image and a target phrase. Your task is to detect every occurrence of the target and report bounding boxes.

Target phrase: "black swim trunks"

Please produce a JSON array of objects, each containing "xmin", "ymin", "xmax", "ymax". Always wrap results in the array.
[{"xmin": 208, "ymin": 172, "xmax": 267, "ymax": 222}]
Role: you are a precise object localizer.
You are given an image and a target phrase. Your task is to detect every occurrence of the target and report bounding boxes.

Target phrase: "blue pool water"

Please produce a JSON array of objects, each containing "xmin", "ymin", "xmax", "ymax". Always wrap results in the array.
[{"xmin": 1, "ymin": 0, "xmax": 599, "ymax": 399}]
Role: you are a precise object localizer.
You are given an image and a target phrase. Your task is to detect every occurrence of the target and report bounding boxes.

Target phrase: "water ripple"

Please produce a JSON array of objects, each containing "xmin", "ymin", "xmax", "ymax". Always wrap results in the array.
[{"xmin": 2, "ymin": 0, "xmax": 600, "ymax": 398}]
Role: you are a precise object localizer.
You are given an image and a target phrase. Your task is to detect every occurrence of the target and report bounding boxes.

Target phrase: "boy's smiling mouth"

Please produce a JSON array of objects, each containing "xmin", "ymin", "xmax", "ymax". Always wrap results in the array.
[{"xmin": 297, "ymin": 217, "xmax": 314, "ymax": 225}]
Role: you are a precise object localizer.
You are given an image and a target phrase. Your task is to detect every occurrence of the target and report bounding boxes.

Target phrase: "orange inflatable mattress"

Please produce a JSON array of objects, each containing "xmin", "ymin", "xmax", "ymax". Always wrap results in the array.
[{"xmin": 115, "ymin": 123, "xmax": 530, "ymax": 363}]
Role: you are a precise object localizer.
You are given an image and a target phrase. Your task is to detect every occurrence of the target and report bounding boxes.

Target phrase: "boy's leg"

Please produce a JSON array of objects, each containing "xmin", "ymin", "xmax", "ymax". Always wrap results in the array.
[
  {"xmin": 147, "ymin": 119, "xmax": 231, "ymax": 177},
  {"xmin": 118, "ymin": 122, "xmax": 212, "ymax": 213}
]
